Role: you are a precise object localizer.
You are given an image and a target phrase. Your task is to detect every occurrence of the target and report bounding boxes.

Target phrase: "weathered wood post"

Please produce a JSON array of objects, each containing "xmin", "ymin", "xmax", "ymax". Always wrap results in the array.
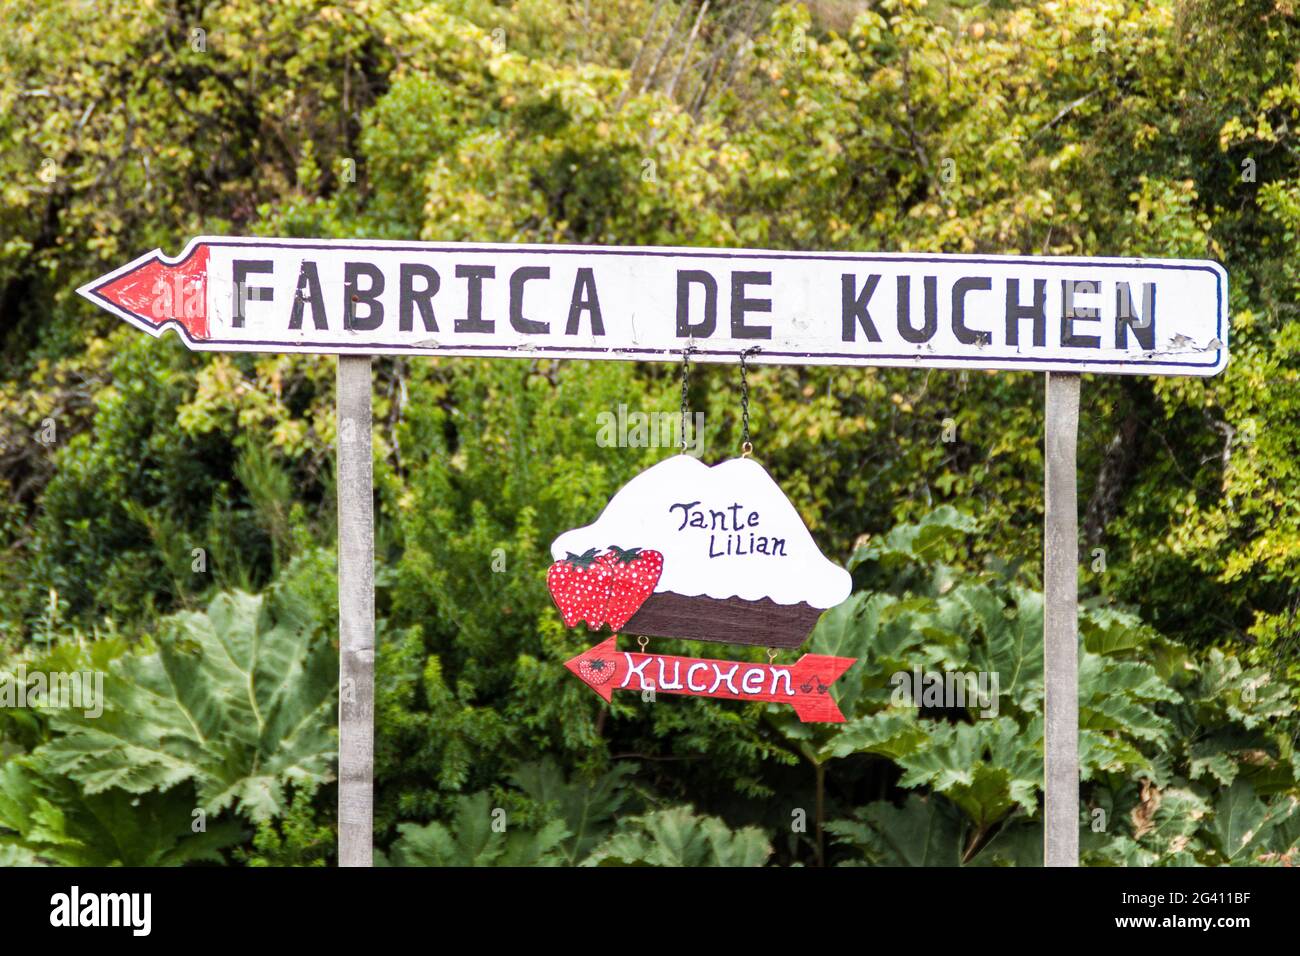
[
  {"xmin": 336, "ymin": 355, "xmax": 375, "ymax": 867},
  {"xmin": 1043, "ymin": 371, "xmax": 1081, "ymax": 866}
]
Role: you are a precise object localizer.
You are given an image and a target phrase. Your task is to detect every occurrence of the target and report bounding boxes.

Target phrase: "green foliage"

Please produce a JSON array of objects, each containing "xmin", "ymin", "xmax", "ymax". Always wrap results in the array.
[
  {"xmin": 17, "ymin": 336, "xmax": 232, "ymax": 627},
  {"xmin": 379, "ymin": 766, "xmax": 772, "ymax": 867},
  {"xmin": 582, "ymin": 806, "xmax": 773, "ymax": 867},
  {"xmin": 827, "ymin": 795, "xmax": 1042, "ymax": 867},
  {"xmin": 0, "ymin": 555, "xmax": 337, "ymax": 865},
  {"xmin": 383, "ymin": 791, "xmax": 569, "ymax": 867},
  {"xmin": 507, "ymin": 758, "xmax": 639, "ymax": 864},
  {"xmin": 375, "ymin": 510, "xmax": 1297, "ymax": 867},
  {"xmin": 236, "ymin": 783, "xmax": 336, "ymax": 867},
  {"xmin": 752, "ymin": 508, "xmax": 1296, "ymax": 866},
  {"xmin": 0, "ymin": 760, "xmax": 245, "ymax": 866},
  {"xmin": 371, "ymin": 358, "xmax": 663, "ymax": 823},
  {"xmin": 37, "ymin": 552, "xmax": 338, "ymax": 823},
  {"xmin": 1085, "ymin": 778, "xmax": 1300, "ymax": 867}
]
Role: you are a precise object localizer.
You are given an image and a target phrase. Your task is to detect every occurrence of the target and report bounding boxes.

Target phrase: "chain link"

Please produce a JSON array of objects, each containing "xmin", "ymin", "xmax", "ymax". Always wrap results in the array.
[
  {"xmin": 739, "ymin": 347, "xmax": 760, "ymax": 455},
  {"xmin": 680, "ymin": 345, "xmax": 693, "ymax": 452}
]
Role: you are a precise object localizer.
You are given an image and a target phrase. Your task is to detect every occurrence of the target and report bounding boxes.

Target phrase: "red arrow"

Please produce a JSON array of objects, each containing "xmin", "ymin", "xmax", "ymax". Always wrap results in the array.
[
  {"xmin": 79, "ymin": 244, "xmax": 210, "ymax": 339},
  {"xmin": 564, "ymin": 637, "xmax": 856, "ymax": 723}
]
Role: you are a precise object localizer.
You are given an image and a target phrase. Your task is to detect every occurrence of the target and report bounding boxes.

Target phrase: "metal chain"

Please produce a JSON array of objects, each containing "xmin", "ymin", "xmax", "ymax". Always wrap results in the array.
[
  {"xmin": 739, "ymin": 347, "xmax": 760, "ymax": 456},
  {"xmin": 680, "ymin": 345, "xmax": 693, "ymax": 452}
]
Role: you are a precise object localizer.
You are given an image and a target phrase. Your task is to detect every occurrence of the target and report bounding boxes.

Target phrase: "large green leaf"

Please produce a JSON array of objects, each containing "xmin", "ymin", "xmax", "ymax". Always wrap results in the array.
[
  {"xmin": 1079, "ymin": 729, "xmax": 1151, "ymax": 781},
  {"xmin": 894, "ymin": 718, "xmax": 1040, "ymax": 828},
  {"xmin": 36, "ymin": 581, "xmax": 336, "ymax": 822},
  {"xmin": 383, "ymin": 790, "xmax": 569, "ymax": 866},
  {"xmin": 1191, "ymin": 651, "xmax": 1294, "ymax": 729},
  {"xmin": 581, "ymin": 806, "xmax": 771, "ymax": 867},
  {"xmin": 826, "ymin": 710, "xmax": 928, "ymax": 761},
  {"xmin": 827, "ymin": 795, "xmax": 964, "ymax": 866},
  {"xmin": 0, "ymin": 759, "xmax": 244, "ymax": 866},
  {"xmin": 1078, "ymin": 653, "xmax": 1177, "ymax": 749},
  {"xmin": 1210, "ymin": 779, "xmax": 1277, "ymax": 864},
  {"xmin": 848, "ymin": 506, "xmax": 978, "ymax": 574},
  {"xmin": 798, "ymin": 591, "xmax": 879, "ymax": 723},
  {"xmin": 767, "ymin": 591, "xmax": 910, "ymax": 753},
  {"xmin": 508, "ymin": 759, "xmax": 637, "ymax": 864},
  {"xmin": 971, "ymin": 816, "xmax": 1044, "ymax": 867},
  {"xmin": 961, "ymin": 584, "xmax": 1044, "ymax": 713}
]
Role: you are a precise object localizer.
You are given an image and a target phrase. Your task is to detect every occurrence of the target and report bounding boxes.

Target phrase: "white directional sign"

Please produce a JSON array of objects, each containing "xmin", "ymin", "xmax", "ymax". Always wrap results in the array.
[{"xmin": 78, "ymin": 237, "xmax": 1228, "ymax": 375}]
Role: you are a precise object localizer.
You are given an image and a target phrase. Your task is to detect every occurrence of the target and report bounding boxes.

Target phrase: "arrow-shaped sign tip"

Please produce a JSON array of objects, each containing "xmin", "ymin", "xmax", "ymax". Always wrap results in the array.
[
  {"xmin": 786, "ymin": 654, "xmax": 856, "ymax": 723},
  {"xmin": 79, "ymin": 245, "xmax": 210, "ymax": 340},
  {"xmin": 564, "ymin": 636, "xmax": 620, "ymax": 703}
]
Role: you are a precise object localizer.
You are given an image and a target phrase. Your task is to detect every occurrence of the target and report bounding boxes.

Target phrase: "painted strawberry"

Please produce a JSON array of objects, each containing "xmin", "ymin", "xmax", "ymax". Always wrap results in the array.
[
  {"xmin": 578, "ymin": 656, "xmax": 617, "ymax": 686},
  {"xmin": 599, "ymin": 545, "xmax": 664, "ymax": 632},
  {"xmin": 547, "ymin": 548, "xmax": 613, "ymax": 628}
]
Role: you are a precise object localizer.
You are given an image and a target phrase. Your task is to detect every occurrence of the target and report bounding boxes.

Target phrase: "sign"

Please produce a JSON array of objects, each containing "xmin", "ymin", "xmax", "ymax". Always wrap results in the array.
[
  {"xmin": 548, "ymin": 455, "xmax": 851, "ymax": 648},
  {"xmin": 78, "ymin": 233, "xmax": 1229, "ymax": 865},
  {"xmin": 78, "ymin": 237, "xmax": 1229, "ymax": 375},
  {"xmin": 565, "ymin": 637, "xmax": 856, "ymax": 723}
]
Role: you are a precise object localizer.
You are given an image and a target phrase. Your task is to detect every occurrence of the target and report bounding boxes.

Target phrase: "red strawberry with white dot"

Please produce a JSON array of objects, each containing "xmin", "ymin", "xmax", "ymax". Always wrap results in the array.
[
  {"xmin": 599, "ymin": 546, "xmax": 664, "ymax": 632},
  {"xmin": 547, "ymin": 548, "xmax": 613, "ymax": 629},
  {"xmin": 578, "ymin": 655, "xmax": 617, "ymax": 686}
]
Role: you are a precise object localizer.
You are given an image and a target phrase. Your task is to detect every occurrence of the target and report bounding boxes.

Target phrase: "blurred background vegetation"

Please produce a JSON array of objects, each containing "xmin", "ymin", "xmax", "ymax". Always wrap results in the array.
[{"xmin": 0, "ymin": 0, "xmax": 1298, "ymax": 866}]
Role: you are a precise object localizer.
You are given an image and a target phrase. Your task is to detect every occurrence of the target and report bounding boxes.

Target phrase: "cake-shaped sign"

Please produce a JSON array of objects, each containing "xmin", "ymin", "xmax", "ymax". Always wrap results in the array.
[{"xmin": 548, "ymin": 455, "xmax": 852, "ymax": 648}]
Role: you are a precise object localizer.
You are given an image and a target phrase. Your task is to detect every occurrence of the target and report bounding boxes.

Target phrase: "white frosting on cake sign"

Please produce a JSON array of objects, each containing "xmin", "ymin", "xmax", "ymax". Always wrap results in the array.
[{"xmin": 550, "ymin": 456, "xmax": 852, "ymax": 609}]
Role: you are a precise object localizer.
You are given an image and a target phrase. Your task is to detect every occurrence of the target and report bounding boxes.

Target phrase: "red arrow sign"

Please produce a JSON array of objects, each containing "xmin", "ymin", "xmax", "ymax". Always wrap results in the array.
[
  {"xmin": 564, "ymin": 637, "xmax": 856, "ymax": 723},
  {"xmin": 83, "ymin": 244, "xmax": 211, "ymax": 340}
]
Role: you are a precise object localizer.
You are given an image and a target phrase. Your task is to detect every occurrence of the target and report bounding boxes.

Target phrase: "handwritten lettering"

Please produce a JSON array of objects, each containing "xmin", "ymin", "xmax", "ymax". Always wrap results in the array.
[
  {"xmin": 709, "ymin": 662, "xmax": 740, "ymax": 695},
  {"xmin": 668, "ymin": 500, "xmax": 786, "ymax": 559},
  {"xmin": 622, "ymin": 653, "xmax": 653, "ymax": 690}
]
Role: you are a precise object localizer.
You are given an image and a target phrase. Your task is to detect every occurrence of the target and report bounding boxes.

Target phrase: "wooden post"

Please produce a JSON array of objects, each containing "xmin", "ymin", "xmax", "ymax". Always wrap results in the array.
[
  {"xmin": 336, "ymin": 355, "xmax": 375, "ymax": 867},
  {"xmin": 1043, "ymin": 371, "xmax": 1080, "ymax": 867}
]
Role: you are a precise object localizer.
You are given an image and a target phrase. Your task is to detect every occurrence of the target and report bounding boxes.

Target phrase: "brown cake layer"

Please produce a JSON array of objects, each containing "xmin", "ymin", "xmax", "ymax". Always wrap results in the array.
[{"xmin": 622, "ymin": 591, "xmax": 823, "ymax": 648}]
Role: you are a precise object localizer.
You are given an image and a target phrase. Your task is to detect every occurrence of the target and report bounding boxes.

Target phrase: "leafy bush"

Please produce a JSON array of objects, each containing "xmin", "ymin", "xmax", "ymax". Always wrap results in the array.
[
  {"xmin": 37, "ymin": 559, "xmax": 337, "ymax": 822},
  {"xmin": 0, "ymin": 552, "xmax": 338, "ymax": 865},
  {"xmin": 803, "ymin": 510, "xmax": 1299, "ymax": 867}
]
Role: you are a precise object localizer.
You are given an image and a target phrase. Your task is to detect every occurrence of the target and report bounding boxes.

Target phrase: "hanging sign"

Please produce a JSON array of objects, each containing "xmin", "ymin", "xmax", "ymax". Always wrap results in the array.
[
  {"xmin": 78, "ymin": 237, "xmax": 1228, "ymax": 376},
  {"xmin": 548, "ymin": 455, "xmax": 852, "ymax": 648},
  {"xmin": 565, "ymin": 637, "xmax": 856, "ymax": 723}
]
